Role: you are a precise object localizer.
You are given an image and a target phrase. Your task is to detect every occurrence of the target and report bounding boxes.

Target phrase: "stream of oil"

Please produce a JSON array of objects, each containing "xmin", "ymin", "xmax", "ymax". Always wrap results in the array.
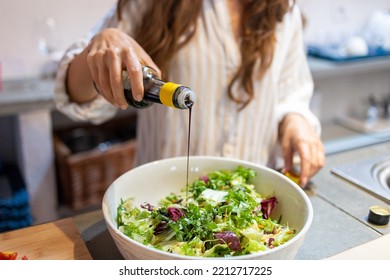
[{"xmin": 185, "ymin": 105, "xmax": 192, "ymax": 205}]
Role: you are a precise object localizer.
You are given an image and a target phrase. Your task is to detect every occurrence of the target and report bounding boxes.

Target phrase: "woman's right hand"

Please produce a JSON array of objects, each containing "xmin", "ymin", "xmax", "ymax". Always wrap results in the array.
[{"xmin": 85, "ymin": 28, "xmax": 160, "ymax": 109}]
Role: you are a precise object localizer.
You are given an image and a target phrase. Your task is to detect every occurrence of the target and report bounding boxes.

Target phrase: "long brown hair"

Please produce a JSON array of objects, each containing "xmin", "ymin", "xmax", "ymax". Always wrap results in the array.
[{"xmin": 117, "ymin": 0, "xmax": 291, "ymax": 109}]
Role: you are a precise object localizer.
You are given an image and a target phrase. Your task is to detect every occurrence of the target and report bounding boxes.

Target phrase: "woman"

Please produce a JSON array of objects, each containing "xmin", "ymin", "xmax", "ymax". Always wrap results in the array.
[{"xmin": 55, "ymin": 0, "xmax": 325, "ymax": 187}]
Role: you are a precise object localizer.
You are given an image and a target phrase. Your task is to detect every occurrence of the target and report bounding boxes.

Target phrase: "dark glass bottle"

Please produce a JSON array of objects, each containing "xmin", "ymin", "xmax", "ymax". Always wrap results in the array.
[{"xmin": 123, "ymin": 66, "xmax": 196, "ymax": 109}]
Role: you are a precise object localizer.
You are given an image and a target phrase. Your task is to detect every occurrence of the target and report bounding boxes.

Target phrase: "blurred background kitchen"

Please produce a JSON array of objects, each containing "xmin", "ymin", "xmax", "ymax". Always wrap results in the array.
[{"xmin": 1, "ymin": 0, "xmax": 389, "ymax": 232}]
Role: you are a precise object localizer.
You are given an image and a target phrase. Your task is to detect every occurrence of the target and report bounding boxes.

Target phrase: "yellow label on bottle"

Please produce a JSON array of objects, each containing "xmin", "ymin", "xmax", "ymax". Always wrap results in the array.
[{"xmin": 160, "ymin": 82, "xmax": 180, "ymax": 108}]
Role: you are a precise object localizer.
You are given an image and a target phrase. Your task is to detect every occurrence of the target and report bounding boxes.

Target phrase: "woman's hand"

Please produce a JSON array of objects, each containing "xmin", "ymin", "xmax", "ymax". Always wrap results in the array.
[
  {"xmin": 278, "ymin": 113, "xmax": 325, "ymax": 188},
  {"xmin": 85, "ymin": 28, "xmax": 160, "ymax": 109}
]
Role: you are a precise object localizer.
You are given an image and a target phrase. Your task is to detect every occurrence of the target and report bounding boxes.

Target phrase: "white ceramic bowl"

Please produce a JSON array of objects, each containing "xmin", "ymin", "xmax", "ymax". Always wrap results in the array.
[{"xmin": 102, "ymin": 156, "xmax": 313, "ymax": 260}]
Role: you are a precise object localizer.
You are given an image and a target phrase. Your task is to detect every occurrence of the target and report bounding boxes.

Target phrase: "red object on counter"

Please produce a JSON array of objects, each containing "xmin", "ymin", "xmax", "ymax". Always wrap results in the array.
[{"xmin": 0, "ymin": 251, "xmax": 28, "ymax": 260}]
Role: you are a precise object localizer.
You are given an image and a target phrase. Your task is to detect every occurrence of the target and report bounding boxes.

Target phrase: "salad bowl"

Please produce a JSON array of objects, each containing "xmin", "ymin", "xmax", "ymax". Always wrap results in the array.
[{"xmin": 102, "ymin": 156, "xmax": 313, "ymax": 260}]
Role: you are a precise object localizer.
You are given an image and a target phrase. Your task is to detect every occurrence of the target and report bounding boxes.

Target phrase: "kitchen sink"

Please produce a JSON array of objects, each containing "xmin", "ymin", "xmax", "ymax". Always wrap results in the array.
[
  {"xmin": 331, "ymin": 155, "xmax": 390, "ymax": 204},
  {"xmin": 372, "ymin": 159, "xmax": 390, "ymax": 194}
]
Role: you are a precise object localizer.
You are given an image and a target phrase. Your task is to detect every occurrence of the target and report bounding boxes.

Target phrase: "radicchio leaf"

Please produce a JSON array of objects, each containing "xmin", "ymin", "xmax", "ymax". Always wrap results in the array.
[
  {"xmin": 214, "ymin": 231, "xmax": 242, "ymax": 251},
  {"xmin": 140, "ymin": 203, "xmax": 154, "ymax": 211},
  {"xmin": 153, "ymin": 221, "xmax": 168, "ymax": 235},
  {"xmin": 167, "ymin": 207, "xmax": 185, "ymax": 222},
  {"xmin": 260, "ymin": 197, "xmax": 278, "ymax": 219},
  {"xmin": 199, "ymin": 175, "xmax": 209, "ymax": 183},
  {"xmin": 268, "ymin": 237, "xmax": 275, "ymax": 248}
]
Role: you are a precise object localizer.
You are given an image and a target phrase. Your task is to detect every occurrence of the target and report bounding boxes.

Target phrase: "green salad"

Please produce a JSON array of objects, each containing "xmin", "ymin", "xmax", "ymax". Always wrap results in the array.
[{"xmin": 116, "ymin": 166, "xmax": 296, "ymax": 257}]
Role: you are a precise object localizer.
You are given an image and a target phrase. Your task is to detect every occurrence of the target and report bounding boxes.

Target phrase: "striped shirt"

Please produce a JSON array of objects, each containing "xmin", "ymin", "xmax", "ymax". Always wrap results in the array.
[{"xmin": 54, "ymin": 0, "xmax": 320, "ymax": 168}]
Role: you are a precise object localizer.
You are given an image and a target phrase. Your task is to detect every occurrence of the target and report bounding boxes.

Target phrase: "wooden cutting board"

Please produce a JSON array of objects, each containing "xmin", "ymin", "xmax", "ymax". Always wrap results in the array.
[{"xmin": 0, "ymin": 217, "xmax": 92, "ymax": 260}]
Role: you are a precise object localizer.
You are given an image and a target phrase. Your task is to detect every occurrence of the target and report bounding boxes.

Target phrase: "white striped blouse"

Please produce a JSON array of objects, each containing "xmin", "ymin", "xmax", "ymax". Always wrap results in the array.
[{"xmin": 54, "ymin": 0, "xmax": 320, "ymax": 168}]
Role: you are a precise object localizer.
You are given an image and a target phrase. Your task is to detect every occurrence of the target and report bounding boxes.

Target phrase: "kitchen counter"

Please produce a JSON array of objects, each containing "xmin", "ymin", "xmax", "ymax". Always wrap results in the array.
[
  {"xmin": 322, "ymin": 122, "xmax": 390, "ymax": 155},
  {"xmin": 295, "ymin": 141, "xmax": 390, "ymax": 259},
  {"xmin": 0, "ymin": 78, "xmax": 55, "ymax": 117},
  {"xmin": 69, "ymin": 141, "xmax": 390, "ymax": 260}
]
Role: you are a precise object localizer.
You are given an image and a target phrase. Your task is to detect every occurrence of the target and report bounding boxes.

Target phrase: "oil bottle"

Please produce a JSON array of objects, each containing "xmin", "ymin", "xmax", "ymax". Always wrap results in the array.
[{"xmin": 123, "ymin": 66, "xmax": 195, "ymax": 109}]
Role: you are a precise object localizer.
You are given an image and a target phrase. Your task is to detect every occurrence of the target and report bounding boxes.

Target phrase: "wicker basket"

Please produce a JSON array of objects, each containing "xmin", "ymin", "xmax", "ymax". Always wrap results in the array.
[{"xmin": 54, "ymin": 134, "xmax": 136, "ymax": 211}]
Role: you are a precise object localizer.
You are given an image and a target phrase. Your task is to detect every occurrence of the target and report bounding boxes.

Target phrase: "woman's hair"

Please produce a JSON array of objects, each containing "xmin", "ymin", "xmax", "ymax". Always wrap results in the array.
[{"xmin": 117, "ymin": 0, "xmax": 292, "ymax": 109}]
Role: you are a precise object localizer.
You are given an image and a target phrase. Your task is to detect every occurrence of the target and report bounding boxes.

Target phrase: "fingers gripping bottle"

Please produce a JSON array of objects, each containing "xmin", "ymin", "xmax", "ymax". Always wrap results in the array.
[{"xmin": 123, "ymin": 66, "xmax": 195, "ymax": 109}]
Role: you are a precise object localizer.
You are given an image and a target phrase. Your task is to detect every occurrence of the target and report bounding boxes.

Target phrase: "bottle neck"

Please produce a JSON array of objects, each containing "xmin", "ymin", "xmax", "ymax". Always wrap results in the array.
[
  {"xmin": 172, "ymin": 86, "xmax": 195, "ymax": 109},
  {"xmin": 123, "ymin": 66, "xmax": 196, "ymax": 109}
]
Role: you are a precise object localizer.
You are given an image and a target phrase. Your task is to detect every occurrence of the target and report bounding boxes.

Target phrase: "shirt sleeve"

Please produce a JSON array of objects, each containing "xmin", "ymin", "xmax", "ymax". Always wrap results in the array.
[
  {"xmin": 275, "ymin": 5, "xmax": 321, "ymax": 135},
  {"xmin": 54, "ymin": 6, "xmax": 119, "ymax": 125}
]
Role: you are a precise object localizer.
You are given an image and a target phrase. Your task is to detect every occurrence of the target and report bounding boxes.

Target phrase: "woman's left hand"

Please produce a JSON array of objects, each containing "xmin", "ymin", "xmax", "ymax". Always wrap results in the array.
[{"xmin": 279, "ymin": 113, "xmax": 325, "ymax": 188}]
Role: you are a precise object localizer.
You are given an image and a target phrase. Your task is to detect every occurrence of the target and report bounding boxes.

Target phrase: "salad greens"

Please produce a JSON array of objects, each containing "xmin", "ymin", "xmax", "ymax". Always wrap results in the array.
[{"xmin": 116, "ymin": 166, "xmax": 296, "ymax": 257}]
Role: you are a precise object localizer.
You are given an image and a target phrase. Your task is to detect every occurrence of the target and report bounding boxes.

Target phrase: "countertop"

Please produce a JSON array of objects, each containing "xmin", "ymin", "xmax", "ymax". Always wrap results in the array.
[
  {"xmin": 321, "ymin": 122, "xmax": 390, "ymax": 155},
  {"xmin": 0, "ymin": 218, "xmax": 92, "ymax": 260},
  {"xmin": 0, "ymin": 78, "xmax": 55, "ymax": 117},
  {"xmin": 70, "ymin": 141, "xmax": 390, "ymax": 260}
]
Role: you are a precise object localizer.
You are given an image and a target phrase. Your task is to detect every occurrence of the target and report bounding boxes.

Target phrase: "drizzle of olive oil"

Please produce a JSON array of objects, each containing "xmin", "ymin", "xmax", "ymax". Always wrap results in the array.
[{"xmin": 185, "ymin": 105, "xmax": 193, "ymax": 205}]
